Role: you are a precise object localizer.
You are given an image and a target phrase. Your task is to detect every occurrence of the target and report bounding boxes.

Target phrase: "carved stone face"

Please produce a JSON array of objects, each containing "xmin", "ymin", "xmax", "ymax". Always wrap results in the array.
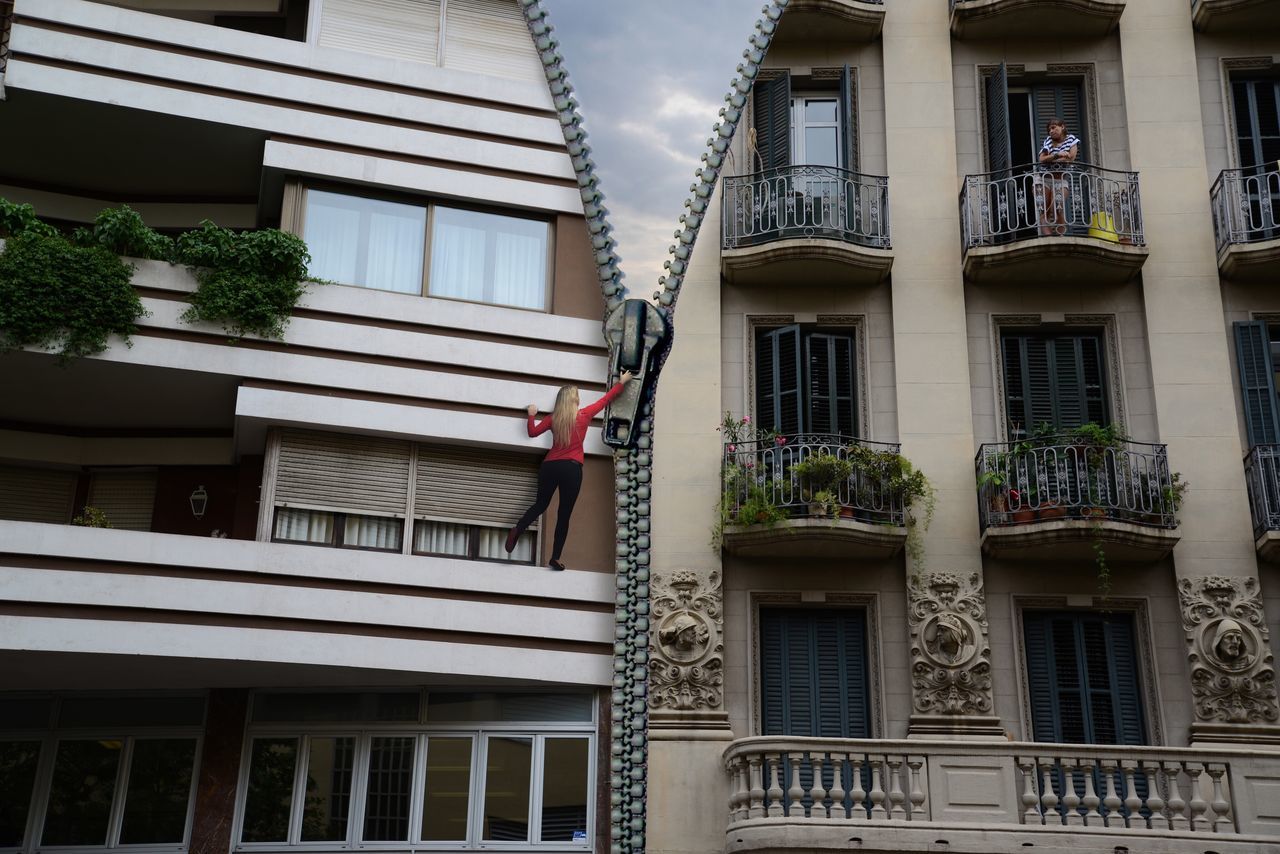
[{"xmin": 923, "ymin": 613, "xmax": 973, "ymax": 666}]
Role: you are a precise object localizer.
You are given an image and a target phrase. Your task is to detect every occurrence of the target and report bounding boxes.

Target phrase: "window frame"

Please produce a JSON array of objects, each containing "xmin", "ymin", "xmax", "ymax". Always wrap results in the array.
[
  {"xmin": 269, "ymin": 508, "xmax": 405, "ymax": 554},
  {"xmin": 977, "ymin": 63, "xmax": 1103, "ymax": 173},
  {"xmin": 291, "ymin": 183, "xmax": 554, "ymax": 313},
  {"xmin": 749, "ymin": 317, "xmax": 867, "ymax": 439},
  {"xmin": 0, "ymin": 696, "xmax": 205, "ymax": 854},
  {"xmin": 232, "ymin": 692, "xmax": 595, "ymax": 852},
  {"xmin": 998, "ymin": 326, "xmax": 1110, "ymax": 439}
]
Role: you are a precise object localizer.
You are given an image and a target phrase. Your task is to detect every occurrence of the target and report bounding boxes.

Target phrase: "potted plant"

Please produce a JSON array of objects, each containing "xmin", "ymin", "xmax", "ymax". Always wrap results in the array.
[
  {"xmin": 809, "ymin": 489, "xmax": 840, "ymax": 520},
  {"xmin": 792, "ymin": 451, "xmax": 852, "ymax": 518},
  {"xmin": 847, "ymin": 443, "xmax": 935, "ymax": 564}
]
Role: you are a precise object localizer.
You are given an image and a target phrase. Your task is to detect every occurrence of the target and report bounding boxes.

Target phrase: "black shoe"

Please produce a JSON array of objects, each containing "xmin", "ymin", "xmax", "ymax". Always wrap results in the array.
[
  {"xmin": 548, "ymin": 559, "xmax": 566, "ymax": 571},
  {"xmin": 505, "ymin": 528, "xmax": 518, "ymax": 553}
]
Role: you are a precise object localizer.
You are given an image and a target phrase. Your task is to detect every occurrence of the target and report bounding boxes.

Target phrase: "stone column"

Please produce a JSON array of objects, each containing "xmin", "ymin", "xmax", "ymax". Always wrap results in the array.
[
  {"xmin": 882, "ymin": 0, "xmax": 1001, "ymax": 737},
  {"xmin": 1118, "ymin": 0, "xmax": 1280, "ymax": 744},
  {"xmin": 189, "ymin": 688, "xmax": 249, "ymax": 854}
]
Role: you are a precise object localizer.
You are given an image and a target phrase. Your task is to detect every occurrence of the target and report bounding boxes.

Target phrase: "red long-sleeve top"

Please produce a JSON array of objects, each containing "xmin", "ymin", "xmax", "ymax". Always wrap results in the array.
[{"xmin": 527, "ymin": 383, "xmax": 625, "ymax": 464}]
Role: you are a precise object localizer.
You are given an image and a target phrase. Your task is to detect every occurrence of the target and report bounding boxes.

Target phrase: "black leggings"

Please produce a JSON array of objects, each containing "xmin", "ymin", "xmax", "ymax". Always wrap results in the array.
[{"xmin": 513, "ymin": 459, "xmax": 583, "ymax": 561}]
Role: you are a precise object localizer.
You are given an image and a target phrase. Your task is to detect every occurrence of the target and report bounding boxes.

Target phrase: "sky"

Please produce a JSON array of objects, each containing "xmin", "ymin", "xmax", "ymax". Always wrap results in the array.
[{"xmin": 543, "ymin": 1, "xmax": 766, "ymax": 296}]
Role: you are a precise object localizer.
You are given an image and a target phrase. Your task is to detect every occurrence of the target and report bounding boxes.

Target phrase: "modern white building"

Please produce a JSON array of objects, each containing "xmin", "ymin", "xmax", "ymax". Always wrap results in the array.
[{"xmin": 0, "ymin": 1, "xmax": 616, "ymax": 851}]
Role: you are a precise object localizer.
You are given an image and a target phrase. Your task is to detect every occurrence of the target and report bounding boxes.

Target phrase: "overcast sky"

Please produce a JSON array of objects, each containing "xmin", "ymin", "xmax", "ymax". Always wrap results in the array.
[{"xmin": 543, "ymin": 1, "xmax": 764, "ymax": 296}]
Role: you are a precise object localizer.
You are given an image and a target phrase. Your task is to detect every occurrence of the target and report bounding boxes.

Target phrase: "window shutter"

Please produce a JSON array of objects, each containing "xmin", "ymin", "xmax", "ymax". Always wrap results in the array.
[
  {"xmin": 0, "ymin": 466, "xmax": 77, "ymax": 524},
  {"xmin": 806, "ymin": 332, "xmax": 857, "ymax": 436},
  {"xmin": 414, "ymin": 446, "xmax": 539, "ymax": 527},
  {"xmin": 274, "ymin": 430, "xmax": 412, "ymax": 518},
  {"xmin": 840, "ymin": 65, "xmax": 858, "ymax": 173},
  {"xmin": 1103, "ymin": 616, "xmax": 1147, "ymax": 745},
  {"xmin": 760, "ymin": 609, "xmax": 869, "ymax": 738},
  {"xmin": 1003, "ymin": 332, "xmax": 1107, "ymax": 435},
  {"xmin": 1052, "ymin": 337, "xmax": 1087, "ymax": 430},
  {"xmin": 319, "ymin": 0, "xmax": 442, "ymax": 64},
  {"xmin": 1031, "ymin": 83, "xmax": 1087, "ymax": 162},
  {"xmin": 1021, "ymin": 336, "xmax": 1056, "ymax": 433},
  {"xmin": 1234, "ymin": 320, "xmax": 1280, "ymax": 446},
  {"xmin": 760, "ymin": 611, "xmax": 788, "ymax": 735},
  {"xmin": 753, "ymin": 73, "xmax": 792, "ymax": 171},
  {"xmin": 1080, "ymin": 336, "xmax": 1108, "ymax": 425},
  {"xmin": 1022, "ymin": 613, "xmax": 1060, "ymax": 742},
  {"xmin": 88, "ymin": 471, "xmax": 157, "ymax": 531},
  {"xmin": 758, "ymin": 326, "xmax": 804, "ymax": 434},
  {"xmin": 442, "ymin": 0, "xmax": 543, "ymax": 81},
  {"xmin": 985, "ymin": 63, "xmax": 1011, "ymax": 174}
]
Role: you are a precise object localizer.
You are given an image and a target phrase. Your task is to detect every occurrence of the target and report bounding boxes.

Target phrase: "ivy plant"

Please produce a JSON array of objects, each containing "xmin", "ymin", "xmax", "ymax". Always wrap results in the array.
[
  {"xmin": 176, "ymin": 221, "xmax": 312, "ymax": 339},
  {"xmin": 71, "ymin": 205, "xmax": 174, "ymax": 261}
]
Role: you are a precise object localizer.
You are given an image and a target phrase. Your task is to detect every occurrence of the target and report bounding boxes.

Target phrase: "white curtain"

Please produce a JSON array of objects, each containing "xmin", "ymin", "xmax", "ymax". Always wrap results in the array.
[
  {"xmin": 492, "ymin": 230, "xmax": 544, "ymax": 309},
  {"xmin": 344, "ymin": 515, "xmax": 403, "ymax": 550},
  {"xmin": 274, "ymin": 508, "xmax": 334, "ymax": 544},
  {"xmin": 478, "ymin": 526, "xmax": 533, "ymax": 562},
  {"xmin": 429, "ymin": 217, "xmax": 487, "ymax": 301},
  {"xmin": 414, "ymin": 520, "xmax": 470, "ymax": 556},
  {"xmin": 304, "ymin": 190, "xmax": 426, "ymax": 294},
  {"xmin": 429, "ymin": 207, "xmax": 547, "ymax": 309}
]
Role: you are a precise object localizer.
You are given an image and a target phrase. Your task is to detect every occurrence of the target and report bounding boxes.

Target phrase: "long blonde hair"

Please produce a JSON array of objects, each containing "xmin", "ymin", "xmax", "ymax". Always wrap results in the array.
[{"xmin": 551, "ymin": 385, "xmax": 579, "ymax": 447}]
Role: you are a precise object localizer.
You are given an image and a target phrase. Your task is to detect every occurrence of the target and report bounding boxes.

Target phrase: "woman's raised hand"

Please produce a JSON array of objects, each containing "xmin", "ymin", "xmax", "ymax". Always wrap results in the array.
[
  {"xmin": 526, "ymin": 404, "xmax": 537, "ymax": 416},
  {"xmin": 620, "ymin": 370, "xmax": 634, "ymax": 384}
]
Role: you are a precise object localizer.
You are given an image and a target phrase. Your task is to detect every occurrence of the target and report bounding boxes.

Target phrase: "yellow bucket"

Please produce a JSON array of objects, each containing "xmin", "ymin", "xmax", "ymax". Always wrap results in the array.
[{"xmin": 1087, "ymin": 212, "xmax": 1120, "ymax": 243}]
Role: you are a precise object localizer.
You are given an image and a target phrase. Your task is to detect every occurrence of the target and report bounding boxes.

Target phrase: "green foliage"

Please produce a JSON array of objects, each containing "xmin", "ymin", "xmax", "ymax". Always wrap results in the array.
[
  {"xmin": 71, "ymin": 205, "xmax": 174, "ymax": 261},
  {"xmin": 177, "ymin": 221, "xmax": 312, "ymax": 339},
  {"xmin": 848, "ymin": 442, "xmax": 935, "ymax": 565},
  {"xmin": 0, "ymin": 232, "xmax": 145, "ymax": 362},
  {"xmin": 71, "ymin": 506, "xmax": 113, "ymax": 528},
  {"xmin": 0, "ymin": 198, "xmax": 57, "ymax": 239},
  {"xmin": 792, "ymin": 452, "xmax": 853, "ymax": 497}
]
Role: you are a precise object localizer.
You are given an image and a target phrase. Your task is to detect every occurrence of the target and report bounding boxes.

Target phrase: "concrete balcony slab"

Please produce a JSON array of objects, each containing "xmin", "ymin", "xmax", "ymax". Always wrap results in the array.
[
  {"xmin": 775, "ymin": 0, "xmax": 886, "ymax": 42},
  {"xmin": 1219, "ymin": 236, "xmax": 1280, "ymax": 282},
  {"xmin": 980, "ymin": 517, "xmax": 1179, "ymax": 561},
  {"xmin": 1193, "ymin": 0, "xmax": 1280, "ymax": 31},
  {"xmin": 721, "ymin": 237, "xmax": 893, "ymax": 287},
  {"xmin": 950, "ymin": 0, "xmax": 1125, "ymax": 38},
  {"xmin": 722, "ymin": 516, "xmax": 906, "ymax": 560},
  {"xmin": 963, "ymin": 236, "xmax": 1148, "ymax": 285}
]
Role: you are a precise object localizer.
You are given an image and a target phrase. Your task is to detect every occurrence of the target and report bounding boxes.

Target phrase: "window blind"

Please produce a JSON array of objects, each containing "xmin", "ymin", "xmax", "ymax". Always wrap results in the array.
[
  {"xmin": 275, "ymin": 430, "xmax": 412, "ymax": 518},
  {"xmin": 0, "ymin": 466, "xmax": 77, "ymax": 524},
  {"xmin": 442, "ymin": 0, "xmax": 543, "ymax": 81},
  {"xmin": 414, "ymin": 445, "xmax": 539, "ymax": 527},
  {"xmin": 88, "ymin": 471, "xmax": 157, "ymax": 531},
  {"xmin": 318, "ymin": 0, "xmax": 442, "ymax": 64}
]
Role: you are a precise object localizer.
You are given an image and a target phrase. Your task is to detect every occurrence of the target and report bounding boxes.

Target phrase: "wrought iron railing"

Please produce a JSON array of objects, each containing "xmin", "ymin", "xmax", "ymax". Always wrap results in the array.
[
  {"xmin": 722, "ymin": 165, "xmax": 890, "ymax": 250},
  {"xmin": 721, "ymin": 433, "xmax": 905, "ymax": 527},
  {"xmin": 975, "ymin": 436, "xmax": 1176, "ymax": 530},
  {"xmin": 1210, "ymin": 165, "xmax": 1280, "ymax": 254},
  {"xmin": 1244, "ymin": 444, "xmax": 1280, "ymax": 540},
  {"xmin": 959, "ymin": 162, "xmax": 1144, "ymax": 250}
]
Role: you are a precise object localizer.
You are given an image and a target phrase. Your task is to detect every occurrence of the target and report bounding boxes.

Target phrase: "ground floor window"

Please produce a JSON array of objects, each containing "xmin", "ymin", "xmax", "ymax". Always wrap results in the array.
[{"xmin": 759, "ymin": 607, "xmax": 870, "ymax": 738}]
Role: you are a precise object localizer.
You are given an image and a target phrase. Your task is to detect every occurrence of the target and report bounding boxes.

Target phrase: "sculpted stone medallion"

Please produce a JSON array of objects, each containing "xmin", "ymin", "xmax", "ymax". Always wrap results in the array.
[
  {"xmin": 908, "ymin": 571, "xmax": 994, "ymax": 717},
  {"xmin": 1179, "ymin": 575, "xmax": 1278, "ymax": 725},
  {"xmin": 650, "ymin": 569, "xmax": 724, "ymax": 711}
]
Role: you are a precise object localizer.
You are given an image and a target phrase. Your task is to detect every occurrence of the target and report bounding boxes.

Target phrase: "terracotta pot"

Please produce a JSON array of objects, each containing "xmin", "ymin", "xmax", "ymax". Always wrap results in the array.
[
  {"xmin": 840, "ymin": 506, "xmax": 856, "ymax": 519},
  {"xmin": 1011, "ymin": 508, "xmax": 1037, "ymax": 524},
  {"xmin": 1038, "ymin": 503, "xmax": 1067, "ymax": 520},
  {"xmin": 1081, "ymin": 506, "xmax": 1108, "ymax": 520}
]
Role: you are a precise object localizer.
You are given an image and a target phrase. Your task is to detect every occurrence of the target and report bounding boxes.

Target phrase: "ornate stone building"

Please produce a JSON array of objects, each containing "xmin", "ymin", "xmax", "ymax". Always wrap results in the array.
[{"xmin": 649, "ymin": 0, "xmax": 1280, "ymax": 852}]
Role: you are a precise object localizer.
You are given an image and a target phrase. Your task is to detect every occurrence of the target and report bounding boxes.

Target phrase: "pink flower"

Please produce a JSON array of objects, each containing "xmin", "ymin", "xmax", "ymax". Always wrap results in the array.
[
  {"xmin": 727, "ymin": 444, "xmax": 736, "ymax": 453},
  {"xmin": 775, "ymin": 436, "xmax": 787, "ymax": 446},
  {"xmin": 742, "ymin": 415, "xmax": 751, "ymax": 424},
  {"xmin": 1009, "ymin": 489, "xmax": 1020, "ymax": 501},
  {"xmin": 745, "ymin": 460, "xmax": 755, "ymax": 469}
]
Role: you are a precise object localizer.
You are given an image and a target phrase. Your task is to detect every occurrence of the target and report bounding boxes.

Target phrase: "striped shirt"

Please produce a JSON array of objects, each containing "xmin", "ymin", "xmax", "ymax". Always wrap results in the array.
[{"xmin": 1040, "ymin": 133, "xmax": 1080, "ymax": 159}]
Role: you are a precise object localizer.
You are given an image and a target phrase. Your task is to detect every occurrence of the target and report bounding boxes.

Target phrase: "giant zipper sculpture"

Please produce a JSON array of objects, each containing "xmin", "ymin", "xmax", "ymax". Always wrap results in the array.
[{"xmin": 518, "ymin": 3, "xmax": 790, "ymax": 853}]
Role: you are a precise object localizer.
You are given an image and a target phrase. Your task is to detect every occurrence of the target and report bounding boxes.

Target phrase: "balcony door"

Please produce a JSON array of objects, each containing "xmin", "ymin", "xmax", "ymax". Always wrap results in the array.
[
  {"xmin": 1023, "ymin": 611, "xmax": 1146, "ymax": 746},
  {"xmin": 757, "ymin": 325, "xmax": 857, "ymax": 437},
  {"xmin": 760, "ymin": 607, "xmax": 870, "ymax": 738},
  {"xmin": 1230, "ymin": 77, "xmax": 1280, "ymax": 240},
  {"xmin": 752, "ymin": 69, "xmax": 857, "ymax": 173},
  {"xmin": 1000, "ymin": 330, "xmax": 1109, "ymax": 439},
  {"xmin": 1233, "ymin": 320, "xmax": 1280, "ymax": 447},
  {"xmin": 986, "ymin": 64, "xmax": 1089, "ymax": 172}
]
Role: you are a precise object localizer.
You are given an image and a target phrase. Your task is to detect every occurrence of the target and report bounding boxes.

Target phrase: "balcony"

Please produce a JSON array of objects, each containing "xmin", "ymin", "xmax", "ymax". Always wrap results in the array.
[
  {"xmin": 949, "ymin": 0, "xmax": 1126, "ymax": 38},
  {"xmin": 723, "ymin": 736, "xmax": 1280, "ymax": 852},
  {"xmin": 1210, "ymin": 166, "xmax": 1280, "ymax": 281},
  {"xmin": 774, "ymin": 0, "xmax": 886, "ymax": 43},
  {"xmin": 1244, "ymin": 444, "xmax": 1280, "ymax": 561},
  {"xmin": 975, "ymin": 436, "xmax": 1180, "ymax": 560},
  {"xmin": 959, "ymin": 163, "xmax": 1148, "ymax": 285},
  {"xmin": 721, "ymin": 166, "xmax": 892, "ymax": 287},
  {"xmin": 719, "ymin": 434, "xmax": 908, "ymax": 559},
  {"xmin": 1192, "ymin": 0, "xmax": 1280, "ymax": 31}
]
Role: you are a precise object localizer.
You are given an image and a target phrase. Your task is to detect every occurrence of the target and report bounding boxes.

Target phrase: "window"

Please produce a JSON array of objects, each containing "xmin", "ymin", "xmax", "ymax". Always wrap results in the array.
[
  {"xmin": 0, "ymin": 466, "xmax": 76, "ymax": 525},
  {"xmin": 1022, "ymin": 611, "xmax": 1146, "ymax": 745},
  {"xmin": 1001, "ymin": 329, "xmax": 1108, "ymax": 439},
  {"xmin": 268, "ymin": 430, "xmax": 540, "ymax": 563},
  {"xmin": 759, "ymin": 608, "xmax": 870, "ymax": 738},
  {"xmin": 236, "ymin": 691, "xmax": 593, "ymax": 849},
  {"xmin": 87, "ymin": 471, "xmax": 158, "ymax": 532},
  {"xmin": 1231, "ymin": 77, "xmax": 1280, "ymax": 170},
  {"xmin": 985, "ymin": 64, "xmax": 1089, "ymax": 172},
  {"xmin": 756, "ymin": 325, "xmax": 858, "ymax": 436},
  {"xmin": 1233, "ymin": 320, "xmax": 1280, "ymax": 446},
  {"xmin": 752, "ymin": 70, "xmax": 857, "ymax": 172},
  {"xmin": 0, "ymin": 696, "xmax": 203, "ymax": 853},
  {"xmin": 301, "ymin": 189, "xmax": 549, "ymax": 310}
]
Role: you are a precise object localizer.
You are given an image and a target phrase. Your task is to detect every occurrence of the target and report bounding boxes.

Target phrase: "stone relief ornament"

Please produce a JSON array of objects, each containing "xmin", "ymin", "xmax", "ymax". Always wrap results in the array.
[
  {"xmin": 1179, "ymin": 575, "xmax": 1279, "ymax": 724},
  {"xmin": 908, "ymin": 571, "xmax": 994, "ymax": 716},
  {"xmin": 650, "ymin": 569, "xmax": 723, "ymax": 711}
]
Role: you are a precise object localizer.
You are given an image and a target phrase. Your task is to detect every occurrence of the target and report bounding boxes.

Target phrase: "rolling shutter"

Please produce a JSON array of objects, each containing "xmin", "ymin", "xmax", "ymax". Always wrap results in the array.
[
  {"xmin": 88, "ymin": 471, "xmax": 156, "ymax": 531},
  {"xmin": 753, "ymin": 73, "xmax": 791, "ymax": 171},
  {"xmin": 0, "ymin": 466, "xmax": 76, "ymax": 524},
  {"xmin": 806, "ymin": 332, "xmax": 857, "ymax": 436},
  {"xmin": 760, "ymin": 608, "xmax": 870, "ymax": 738},
  {"xmin": 758, "ymin": 325, "xmax": 804, "ymax": 435},
  {"xmin": 840, "ymin": 65, "xmax": 858, "ymax": 173},
  {"xmin": 1234, "ymin": 320, "xmax": 1280, "ymax": 446},
  {"xmin": 274, "ymin": 430, "xmax": 412, "ymax": 518},
  {"xmin": 985, "ymin": 63, "xmax": 1011, "ymax": 174},
  {"xmin": 1031, "ymin": 82, "xmax": 1087, "ymax": 162},
  {"xmin": 441, "ymin": 0, "xmax": 543, "ymax": 81},
  {"xmin": 319, "ymin": 0, "xmax": 442, "ymax": 65},
  {"xmin": 414, "ymin": 446, "xmax": 539, "ymax": 527}
]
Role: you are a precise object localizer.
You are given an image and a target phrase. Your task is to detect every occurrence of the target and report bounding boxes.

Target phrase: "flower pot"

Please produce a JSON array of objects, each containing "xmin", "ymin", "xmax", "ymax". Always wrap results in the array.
[
  {"xmin": 1080, "ymin": 506, "xmax": 1107, "ymax": 520},
  {"xmin": 1011, "ymin": 508, "xmax": 1037, "ymax": 524},
  {"xmin": 840, "ymin": 506, "xmax": 856, "ymax": 519},
  {"xmin": 1038, "ymin": 503, "xmax": 1067, "ymax": 521}
]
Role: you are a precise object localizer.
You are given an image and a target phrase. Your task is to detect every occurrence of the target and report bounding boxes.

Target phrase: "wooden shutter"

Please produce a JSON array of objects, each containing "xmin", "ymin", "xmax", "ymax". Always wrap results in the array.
[
  {"xmin": 0, "ymin": 466, "xmax": 76, "ymax": 524},
  {"xmin": 1232, "ymin": 79, "xmax": 1280, "ymax": 168},
  {"xmin": 1031, "ymin": 82, "xmax": 1087, "ymax": 162},
  {"xmin": 1023, "ymin": 611, "xmax": 1145, "ymax": 745},
  {"xmin": 760, "ymin": 608, "xmax": 870, "ymax": 738},
  {"xmin": 985, "ymin": 63, "xmax": 1011, "ymax": 174},
  {"xmin": 753, "ymin": 73, "xmax": 792, "ymax": 171},
  {"xmin": 806, "ymin": 332, "xmax": 857, "ymax": 436},
  {"xmin": 442, "ymin": 0, "xmax": 543, "ymax": 81},
  {"xmin": 1235, "ymin": 321, "xmax": 1280, "ymax": 447},
  {"xmin": 414, "ymin": 445, "xmax": 539, "ymax": 527},
  {"xmin": 88, "ymin": 471, "xmax": 156, "ymax": 531},
  {"xmin": 758, "ymin": 326, "xmax": 804, "ymax": 434},
  {"xmin": 1003, "ymin": 332, "xmax": 1107, "ymax": 435},
  {"xmin": 840, "ymin": 65, "xmax": 858, "ymax": 173},
  {"xmin": 319, "ymin": 0, "xmax": 442, "ymax": 63},
  {"xmin": 274, "ymin": 430, "xmax": 412, "ymax": 518}
]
